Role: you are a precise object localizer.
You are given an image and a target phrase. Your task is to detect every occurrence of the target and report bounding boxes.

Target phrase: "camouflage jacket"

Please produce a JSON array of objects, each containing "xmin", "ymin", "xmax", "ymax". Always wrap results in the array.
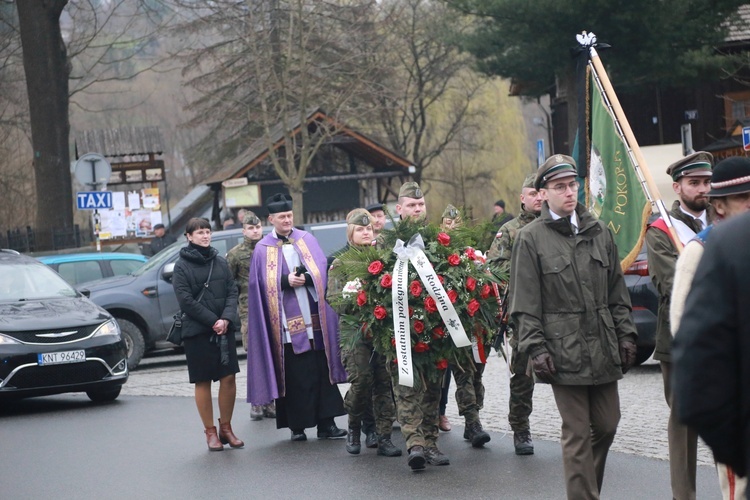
[
  {"xmin": 226, "ymin": 238, "xmax": 258, "ymax": 307},
  {"xmin": 487, "ymin": 208, "xmax": 539, "ymax": 265}
]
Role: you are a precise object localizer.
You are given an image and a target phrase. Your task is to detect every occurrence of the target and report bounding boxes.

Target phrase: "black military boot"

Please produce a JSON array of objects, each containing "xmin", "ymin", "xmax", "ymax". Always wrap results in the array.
[
  {"xmin": 376, "ymin": 434, "xmax": 402, "ymax": 457},
  {"xmin": 513, "ymin": 430, "xmax": 534, "ymax": 455},
  {"xmin": 346, "ymin": 427, "xmax": 361, "ymax": 455},
  {"xmin": 463, "ymin": 421, "xmax": 491, "ymax": 448},
  {"xmin": 424, "ymin": 446, "xmax": 450, "ymax": 466},
  {"xmin": 407, "ymin": 445, "xmax": 426, "ymax": 470}
]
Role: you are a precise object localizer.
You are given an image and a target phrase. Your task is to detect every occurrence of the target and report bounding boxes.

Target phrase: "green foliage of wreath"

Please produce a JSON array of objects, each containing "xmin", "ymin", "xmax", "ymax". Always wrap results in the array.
[{"xmin": 329, "ymin": 217, "xmax": 507, "ymax": 386}]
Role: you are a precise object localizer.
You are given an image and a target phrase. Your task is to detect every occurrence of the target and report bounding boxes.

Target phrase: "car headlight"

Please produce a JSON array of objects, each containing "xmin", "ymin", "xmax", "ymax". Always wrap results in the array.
[
  {"xmin": 92, "ymin": 319, "xmax": 121, "ymax": 338},
  {"xmin": 0, "ymin": 333, "xmax": 20, "ymax": 345}
]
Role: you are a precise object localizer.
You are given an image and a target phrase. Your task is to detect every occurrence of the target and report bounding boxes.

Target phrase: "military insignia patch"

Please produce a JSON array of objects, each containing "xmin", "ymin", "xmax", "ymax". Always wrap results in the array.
[{"xmin": 414, "ymin": 188, "xmax": 423, "ymax": 198}]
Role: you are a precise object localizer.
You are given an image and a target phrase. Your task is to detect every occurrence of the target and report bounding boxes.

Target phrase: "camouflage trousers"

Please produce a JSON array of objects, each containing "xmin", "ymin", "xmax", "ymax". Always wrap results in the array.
[
  {"xmin": 239, "ymin": 301, "xmax": 249, "ymax": 351},
  {"xmin": 508, "ymin": 331, "xmax": 534, "ymax": 432},
  {"xmin": 388, "ymin": 364, "xmax": 443, "ymax": 450},
  {"xmin": 342, "ymin": 341, "xmax": 396, "ymax": 437},
  {"xmin": 453, "ymin": 360, "xmax": 486, "ymax": 425}
]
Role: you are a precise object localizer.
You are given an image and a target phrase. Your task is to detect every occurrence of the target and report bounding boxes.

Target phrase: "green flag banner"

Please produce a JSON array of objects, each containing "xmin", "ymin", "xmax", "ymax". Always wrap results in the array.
[{"xmin": 587, "ymin": 72, "xmax": 651, "ymax": 271}]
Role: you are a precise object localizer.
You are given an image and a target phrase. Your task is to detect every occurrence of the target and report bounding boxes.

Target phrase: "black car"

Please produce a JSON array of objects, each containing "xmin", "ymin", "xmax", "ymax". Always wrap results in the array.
[
  {"xmin": 0, "ymin": 250, "xmax": 128, "ymax": 402},
  {"xmin": 624, "ymin": 248, "xmax": 658, "ymax": 365}
]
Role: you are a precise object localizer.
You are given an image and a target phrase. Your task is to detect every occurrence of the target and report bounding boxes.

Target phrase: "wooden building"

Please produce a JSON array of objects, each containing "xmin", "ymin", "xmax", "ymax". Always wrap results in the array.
[{"xmin": 201, "ymin": 108, "xmax": 414, "ymax": 226}]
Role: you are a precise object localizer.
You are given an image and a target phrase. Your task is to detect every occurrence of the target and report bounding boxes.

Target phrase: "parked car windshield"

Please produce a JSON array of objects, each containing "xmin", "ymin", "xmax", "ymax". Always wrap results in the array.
[
  {"xmin": 0, "ymin": 262, "xmax": 78, "ymax": 301},
  {"xmin": 131, "ymin": 239, "xmax": 183, "ymax": 277}
]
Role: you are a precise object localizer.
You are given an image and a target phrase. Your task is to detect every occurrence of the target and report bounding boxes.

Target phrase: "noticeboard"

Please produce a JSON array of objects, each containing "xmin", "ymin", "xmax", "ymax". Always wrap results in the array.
[{"xmin": 225, "ymin": 184, "xmax": 261, "ymax": 208}]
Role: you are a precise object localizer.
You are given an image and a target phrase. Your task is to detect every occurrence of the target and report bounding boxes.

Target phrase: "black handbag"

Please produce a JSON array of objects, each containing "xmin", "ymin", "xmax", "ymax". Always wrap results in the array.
[{"xmin": 167, "ymin": 259, "xmax": 214, "ymax": 345}]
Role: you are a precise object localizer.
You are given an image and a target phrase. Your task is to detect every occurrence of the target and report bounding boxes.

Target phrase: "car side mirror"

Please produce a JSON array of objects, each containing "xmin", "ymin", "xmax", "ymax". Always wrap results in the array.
[
  {"xmin": 79, "ymin": 288, "xmax": 91, "ymax": 298},
  {"xmin": 162, "ymin": 262, "xmax": 175, "ymax": 282}
]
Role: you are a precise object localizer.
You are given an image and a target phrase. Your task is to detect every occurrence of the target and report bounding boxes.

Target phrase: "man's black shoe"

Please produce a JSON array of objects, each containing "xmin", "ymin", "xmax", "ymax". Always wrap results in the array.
[
  {"xmin": 317, "ymin": 424, "xmax": 347, "ymax": 439},
  {"xmin": 290, "ymin": 430, "xmax": 307, "ymax": 442},
  {"xmin": 514, "ymin": 430, "xmax": 534, "ymax": 455},
  {"xmin": 365, "ymin": 431, "xmax": 379, "ymax": 449},
  {"xmin": 463, "ymin": 421, "xmax": 491, "ymax": 448},
  {"xmin": 407, "ymin": 445, "xmax": 426, "ymax": 470},
  {"xmin": 424, "ymin": 446, "xmax": 450, "ymax": 466},
  {"xmin": 346, "ymin": 427, "xmax": 361, "ymax": 454},
  {"xmin": 376, "ymin": 435, "xmax": 402, "ymax": 457}
]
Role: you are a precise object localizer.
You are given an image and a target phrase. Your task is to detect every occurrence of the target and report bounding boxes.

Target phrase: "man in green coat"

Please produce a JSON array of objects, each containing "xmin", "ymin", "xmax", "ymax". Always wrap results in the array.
[
  {"xmin": 645, "ymin": 151, "xmax": 712, "ymax": 500},
  {"xmin": 226, "ymin": 211, "xmax": 274, "ymax": 420},
  {"xmin": 510, "ymin": 155, "xmax": 637, "ymax": 499},
  {"xmin": 487, "ymin": 173, "xmax": 542, "ymax": 455}
]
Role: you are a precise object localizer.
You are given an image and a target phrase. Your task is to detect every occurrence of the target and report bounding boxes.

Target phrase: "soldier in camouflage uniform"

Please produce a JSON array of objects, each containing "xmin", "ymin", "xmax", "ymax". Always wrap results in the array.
[
  {"xmin": 226, "ymin": 211, "xmax": 275, "ymax": 421},
  {"xmin": 439, "ymin": 205, "xmax": 492, "ymax": 448},
  {"xmin": 326, "ymin": 208, "xmax": 401, "ymax": 458},
  {"xmin": 386, "ymin": 182, "xmax": 450, "ymax": 470},
  {"xmin": 487, "ymin": 173, "xmax": 542, "ymax": 455}
]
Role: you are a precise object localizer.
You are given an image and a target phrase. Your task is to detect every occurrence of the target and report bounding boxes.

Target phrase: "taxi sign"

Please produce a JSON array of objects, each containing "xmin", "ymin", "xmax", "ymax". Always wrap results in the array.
[{"xmin": 76, "ymin": 191, "xmax": 113, "ymax": 210}]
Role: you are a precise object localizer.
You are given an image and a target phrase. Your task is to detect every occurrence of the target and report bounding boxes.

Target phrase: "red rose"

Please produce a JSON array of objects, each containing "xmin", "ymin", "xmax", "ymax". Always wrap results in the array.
[
  {"xmin": 447, "ymin": 254, "xmax": 461, "ymax": 266},
  {"xmin": 368, "ymin": 260, "xmax": 384, "ymax": 275},
  {"xmin": 447, "ymin": 289, "xmax": 458, "ymax": 303},
  {"xmin": 464, "ymin": 247, "xmax": 476, "ymax": 260},
  {"xmin": 467, "ymin": 298, "xmax": 480, "ymax": 317},
  {"xmin": 374, "ymin": 305, "xmax": 387, "ymax": 320},
  {"xmin": 437, "ymin": 232, "xmax": 451, "ymax": 246},
  {"xmin": 424, "ymin": 296, "xmax": 438, "ymax": 313},
  {"xmin": 466, "ymin": 276, "xmax": 477, "ymax": 292},
  {"xmin": 413, "ymin": 320, "xmax": 425, "ymax": 333},
  {"xmin": 356, "ymin": 290, "xmax": 367, "ymax": 307},
  {"xmin": 438, "ymin": 275, "xmax": 445, "ymax": 284},
  {"xmin": 414, "ymin": 341, "xmax": 430, "ymax": 353},
  {"xmin": 408, "ymin": 306, "xmax": 414, "ymax": 316},
  {"xmin": 391, "ymin": 337, "xmax": 396, "ymax": 346},
  {"xmin": 380, "ymin": 273, "xmax": 392, "ymax": 288},
  {"xmin": 480, "ymin": 284, "xmax": 491, "ymax": 299},
  {"xmin": 409, "ymin": 280, "xmax": 422, "ymax": 297},
  {"xmin": 435, "ymin": 359, "xmax": 448, "ymax": 370},
  {"xmin": 431, "ymin": 326, "xmax": 446, "ymax": 339}
]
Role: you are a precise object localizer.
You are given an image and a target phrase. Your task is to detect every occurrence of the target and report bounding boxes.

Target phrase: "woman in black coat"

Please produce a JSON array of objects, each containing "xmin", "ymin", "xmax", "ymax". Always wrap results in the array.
[{"xmin": 173, "ymin": 217, "xmax": 242, "ymax": 451}]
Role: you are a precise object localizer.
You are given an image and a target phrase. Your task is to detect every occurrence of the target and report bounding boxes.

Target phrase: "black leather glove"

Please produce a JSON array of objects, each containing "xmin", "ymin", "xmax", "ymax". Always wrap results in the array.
[
  {"xmin": 531, "ymin": 352, "xmax": 556, "ymax": 383},
  {"xmin": 619, "ymin": 340, "xmax": 637, "ymax": 374}
]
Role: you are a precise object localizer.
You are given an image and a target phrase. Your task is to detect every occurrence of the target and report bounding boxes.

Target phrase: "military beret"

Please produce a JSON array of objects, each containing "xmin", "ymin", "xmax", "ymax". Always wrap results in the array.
[
  {"xmin": 365, "ymin": 202, "xmax": 385, "ymax": 213},
  {"xmin": 265, "ymin": 193, "xmax": 293, "ymax": 214},
  {"xmin": 153, "ymin": 223, "xmax": 165, "ymax": 231},
  {"xmin": 667, "ymin": 151, "xmax": 713, "ymax": 181},
  {"xmin": 708, "ymin": 156, "xmax": 750, "ymax": 197},
  {"xmin": 346, "ymin": 208, "xmax": 372, "ymax": 227},
  {"xmin": 535, "ymin": 154, "xmax": 578, "ymax": 190},
  {"xmin": 398, "ymin": 181, "xmax": 424, "ymax": 199},
  {"xmin": 522, "ymin": 174, "xmax": 537, "ymax": 190},
  {"xmin": 442, "ymin": 204, "xmax": 460, "ymax": 220},
  {"xmin": 242, "ymin": 211, "xmax": 261, "ymax": 225}
]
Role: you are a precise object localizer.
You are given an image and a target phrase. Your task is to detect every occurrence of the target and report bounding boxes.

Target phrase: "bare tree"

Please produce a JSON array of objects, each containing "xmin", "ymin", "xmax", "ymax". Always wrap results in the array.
[
  {"xmin": 368, "ymin": 0, "xmax": 487, "ymax": 185},
  {"xmin": 178, "ymin": 0, "xmax": 385, "ymax": 221}
]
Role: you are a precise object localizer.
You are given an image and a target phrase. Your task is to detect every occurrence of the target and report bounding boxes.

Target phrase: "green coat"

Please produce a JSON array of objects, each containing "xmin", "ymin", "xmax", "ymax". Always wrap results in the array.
[
  {"xmin": 509, "ymin": 202, "xmax": 637, "ymax": 385},
  {"xmin": 645, "ymin": 200, "xmax": 703, "ymax": 362}
]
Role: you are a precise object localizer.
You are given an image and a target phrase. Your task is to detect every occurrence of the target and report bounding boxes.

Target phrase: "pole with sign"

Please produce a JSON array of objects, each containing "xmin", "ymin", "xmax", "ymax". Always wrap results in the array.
[{"xmin": 73, "ymin": 153, "xmax": 112, "ymax": 252}]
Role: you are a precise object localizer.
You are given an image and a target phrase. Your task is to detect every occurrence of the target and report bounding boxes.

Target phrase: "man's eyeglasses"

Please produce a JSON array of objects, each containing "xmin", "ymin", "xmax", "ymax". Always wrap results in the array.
[{"xmin": 547, "ymin": 180, "xmax": 581, "ymax": 195}]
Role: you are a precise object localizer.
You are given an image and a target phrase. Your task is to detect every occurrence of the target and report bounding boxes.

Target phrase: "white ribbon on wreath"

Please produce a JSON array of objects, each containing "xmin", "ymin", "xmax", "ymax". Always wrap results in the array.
[{"xmin": 391, "ymin": 233, "xmax": 471, "ymax": 387}]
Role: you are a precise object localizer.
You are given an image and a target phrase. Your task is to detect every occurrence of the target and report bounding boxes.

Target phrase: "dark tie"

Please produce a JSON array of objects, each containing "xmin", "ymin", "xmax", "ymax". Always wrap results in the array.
[
  {"xmin": 568, "ymin": 215, "xmax": 577, "ymax": 235},
  {"xmin": 695, "ymin": 219, "xmax": 704, "ymax": 232}
]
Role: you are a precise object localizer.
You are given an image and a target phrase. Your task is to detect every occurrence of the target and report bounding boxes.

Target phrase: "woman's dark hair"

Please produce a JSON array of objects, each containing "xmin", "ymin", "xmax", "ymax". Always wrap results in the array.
[{"xmin": 185, "ymin": 217, "xmax": 211, "ymax": 235}]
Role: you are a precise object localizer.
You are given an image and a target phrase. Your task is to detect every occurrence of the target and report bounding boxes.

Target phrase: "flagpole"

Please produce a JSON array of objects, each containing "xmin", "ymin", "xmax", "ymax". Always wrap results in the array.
[{"xmin": 580, "ymin": 32, "xmax": 684, "ymax": 253}]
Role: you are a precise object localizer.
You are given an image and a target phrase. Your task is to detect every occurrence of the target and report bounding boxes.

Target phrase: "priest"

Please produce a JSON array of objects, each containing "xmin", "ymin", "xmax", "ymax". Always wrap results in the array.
[{"xmin": 246, "ymin": 193, "xmax": 347, "ymax": 441}]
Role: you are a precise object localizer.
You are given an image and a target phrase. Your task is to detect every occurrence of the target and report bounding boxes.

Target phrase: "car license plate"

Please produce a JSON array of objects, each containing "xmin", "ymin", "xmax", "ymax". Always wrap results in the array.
[{"xmin": 37, "ymin": 350, "xmax": 86, "ymax": 366}]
